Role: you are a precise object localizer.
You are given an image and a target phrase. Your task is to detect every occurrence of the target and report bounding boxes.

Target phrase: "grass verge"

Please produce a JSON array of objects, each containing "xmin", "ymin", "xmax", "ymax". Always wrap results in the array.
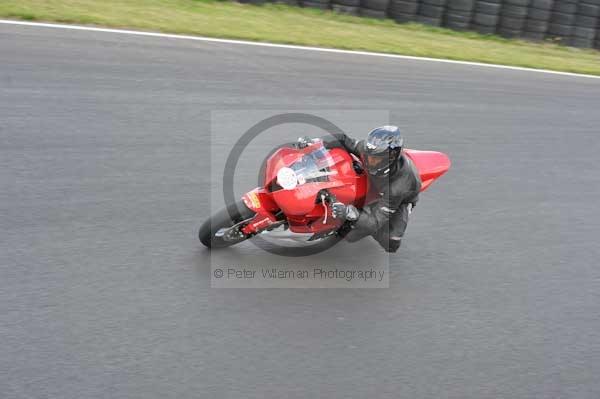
[{"xmin": 1, "ymin": 0, "xmax": 599, "ymax": 75}]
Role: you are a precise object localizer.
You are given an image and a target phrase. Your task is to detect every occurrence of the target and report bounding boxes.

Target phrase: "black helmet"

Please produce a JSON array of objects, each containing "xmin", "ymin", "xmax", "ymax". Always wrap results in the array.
[{"xmin": 362, "ymin": 126, "xmax": 404, "ymax": 177}]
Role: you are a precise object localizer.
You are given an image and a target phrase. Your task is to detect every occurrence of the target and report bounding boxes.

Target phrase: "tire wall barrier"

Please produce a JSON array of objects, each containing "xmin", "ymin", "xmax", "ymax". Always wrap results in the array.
[{"xmin": 243, "ymin": 0, "xmax": 600, "ymax": 48}]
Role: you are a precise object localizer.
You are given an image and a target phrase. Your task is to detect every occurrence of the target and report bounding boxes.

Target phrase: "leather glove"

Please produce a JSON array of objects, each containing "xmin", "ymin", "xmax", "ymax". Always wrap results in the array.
[
  {"xmin": 296, "ymin": 136, "xmax": 312, "ymax": 149},
  {"xmin": 331, "ymin": 203, "xmax": 359, "ymax": 221}
]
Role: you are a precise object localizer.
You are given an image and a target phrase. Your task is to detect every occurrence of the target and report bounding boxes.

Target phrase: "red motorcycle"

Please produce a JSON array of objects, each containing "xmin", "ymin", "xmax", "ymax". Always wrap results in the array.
[{"xmin": 199, "ymin": 138, "xmax": 450, "ymax": 249}]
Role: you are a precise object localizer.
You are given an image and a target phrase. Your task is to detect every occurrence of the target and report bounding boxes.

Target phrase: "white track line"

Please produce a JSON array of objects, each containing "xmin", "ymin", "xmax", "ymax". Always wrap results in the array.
[{"xmin": 2, "ymin": 19, "xmax": 599, "ymax": 80}]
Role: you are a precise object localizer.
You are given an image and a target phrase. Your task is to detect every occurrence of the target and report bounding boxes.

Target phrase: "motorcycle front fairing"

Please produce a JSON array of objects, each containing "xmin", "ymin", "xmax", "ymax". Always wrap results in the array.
[
  {"xmin": 278, "ymin": 142, "xmax": 369, "ymax": 233},
  {"xmin": 241, "ymin": 140, "xmax": 367, "ymax": 235}
]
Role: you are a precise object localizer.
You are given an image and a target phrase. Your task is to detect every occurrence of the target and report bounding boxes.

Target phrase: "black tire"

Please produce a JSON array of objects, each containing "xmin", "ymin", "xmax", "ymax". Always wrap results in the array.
[
  {"xmin": 527, "ymin": 8, "xmax": 551, "ymax": 21},
  {"xmin": 447, "ymin": 0, "xmax": 475, "ymax": 11},
  {"xmin": 332, "ymin": 4, "xmax": 360, "ymax": 13},
  {"xmin": 333, "ymin": 0, "xmax": 361, "ymax": 6},
  {"xmin": 475, "ymin": 1, "xmax": 501, "ymax": 14},
  {"xmin": 504, "ymin": 0, "xmax": 529, "ymax": 6},
  {"xmin": 529, "ymin": 0, "xmax": 553, "ymax": 10},
  {"xmin": 446, "ymin": 18, "xmax": 471, "ymax": 28},
  {"xmin": 569, "ymin": 36, "xmax": 595, "ymax": 47},
  {"xmin": 522, "ymin": 30, "xmax": 547, "ymax": 39},
  {"xmin": 420, "ymin": 3, "xmax": 445, "ymax": 17},
  {"xmin": 390, "ymin": 0, "xmax": 419, "ymax": 14},
  {"xmin": 302, "ymin": 1, "xmax": 330, "ymax": 8},
  {"xmin": 550, "ymin": 11, "xmax": 576, "ymax": 25},
  {"xmin": 422, "ymin": 0, "xmax": 447, "ymax": 6},
  {"xmin": 547, "ymin": 22, "xmax": 572, "ymax": 36},
  {"xmin": 572, "ymin": 26, "xmax": 598, "ymax": 39},
  {"xmin": 473, "ymin": 12, "xmax": 500, "ymax": 25},
  {"xmin": 498, "ymin": 26, "xmax": 522, "ymax": 36},
  {"xmin": 417, "ymin": 15, "xmax": 443, "ymax": 24},
  {"xmin": 553, "ymin": 2, "xmax": 577, "ymax": 14},
  {"xmin": 269, "ymin": 0, "xmax": 298, "ymax": 6},
  {"xmin": 472, "ymin": 23, "xmax": 497, "ymax": 32},
  {"xmin": 499, "ymin": 15, "xmax": 526, "ymax": 29},
  {"xmin": 501, "ymin": 4, "xmax": 528, "ymax": 18},
  {"xmin": 199, "ymin": 201, "xmax": 256, "ymax": 249},
  {"xmin": 393, "ymin": 11, "xmax": 418, "ymax": 21},
  {"xmin": 446, "ymin": 11, "xmax": 472, "ymax": 23},
  {"xmin": 362, "ymin": 0, "xmax": 390, "ymax": 10},
  {"xmin": 577, "ymin": 3, "xmax": 600, "ymax": 17},
  {"xmin": 525, "ymin": 18, "xmax": 549, "ymax": 32},
  {"xmin": 575, "ymin": 15, "xmax": 599, "ymax": 28},
  {"xmin": 360, "ymin": 7, "xmax": 388, "ymax": 17}
]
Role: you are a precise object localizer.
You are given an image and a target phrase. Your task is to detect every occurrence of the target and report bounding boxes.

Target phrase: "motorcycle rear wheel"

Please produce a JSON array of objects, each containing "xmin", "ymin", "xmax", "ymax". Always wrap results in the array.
[{"xmin": 199, "ymin": 201, "xmax": 256, "ymax": 249}]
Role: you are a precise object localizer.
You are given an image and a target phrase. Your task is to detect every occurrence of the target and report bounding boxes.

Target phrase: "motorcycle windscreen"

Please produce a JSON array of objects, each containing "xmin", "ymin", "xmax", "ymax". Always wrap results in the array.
[{"xmin": 288, "ymin": 145, "xmax": 337, "ymax": 186}]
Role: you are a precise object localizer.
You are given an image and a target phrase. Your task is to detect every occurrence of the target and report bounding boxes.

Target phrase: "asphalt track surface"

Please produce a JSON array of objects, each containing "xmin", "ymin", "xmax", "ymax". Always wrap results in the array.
[{"xmin": 2, "ymin": 23, "xmax": 600, "ymax": 398}]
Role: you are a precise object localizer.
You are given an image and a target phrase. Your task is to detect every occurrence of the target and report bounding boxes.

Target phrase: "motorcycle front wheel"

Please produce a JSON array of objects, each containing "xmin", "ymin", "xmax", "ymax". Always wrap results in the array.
[{"xmin": 199, "ymin": 201, "xmax": 256, "ymax": 249}]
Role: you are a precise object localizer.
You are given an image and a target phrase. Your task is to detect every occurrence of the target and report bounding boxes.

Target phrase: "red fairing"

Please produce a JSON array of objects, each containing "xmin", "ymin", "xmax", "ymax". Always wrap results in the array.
[
  {"xmin": 240, "ymin": 140, "xmax": 450, "ymax": 236},
  {"xmin": 272, "ymin": 147, "xmax": 366, "ymax": 216},
  {"xmin": 263, "ymin": 146, "xmax": 304, "ymax": 187},
  {"xmin": 404, "ymin": 149, "xmax": 451, "ymax": 192}
]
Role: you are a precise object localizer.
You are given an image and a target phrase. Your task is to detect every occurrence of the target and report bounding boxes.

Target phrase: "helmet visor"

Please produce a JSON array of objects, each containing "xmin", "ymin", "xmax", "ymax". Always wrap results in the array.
[
  {"xmin": 366, "ymin": 153, "xmax": 389, "ymax": 169},
  {"xmin": 363, "ymin": 146, "xmax": 402, "ymax": 175},
  {"xmin": 364, "ymin": 152, "xmax": 394, "ymax": 174}
]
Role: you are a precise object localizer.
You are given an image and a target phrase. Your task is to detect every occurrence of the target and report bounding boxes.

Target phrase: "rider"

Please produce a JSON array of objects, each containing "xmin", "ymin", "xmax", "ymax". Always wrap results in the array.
[{"xmin": 322, "ymin": 126, "xmax": 421, "ymax": 253}]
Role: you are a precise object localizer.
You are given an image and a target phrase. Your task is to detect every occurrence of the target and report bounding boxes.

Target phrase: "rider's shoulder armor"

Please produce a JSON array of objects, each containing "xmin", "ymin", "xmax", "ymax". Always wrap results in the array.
[{"xmin": 375, "ymin": 155, "xmax": 421, "ymax": 209}]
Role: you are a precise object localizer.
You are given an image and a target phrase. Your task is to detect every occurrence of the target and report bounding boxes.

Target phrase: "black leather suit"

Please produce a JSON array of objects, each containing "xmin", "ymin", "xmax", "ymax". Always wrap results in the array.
[{"xmin": 324, "ymin": 133, "xmax": 421, "ymax": 252}]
